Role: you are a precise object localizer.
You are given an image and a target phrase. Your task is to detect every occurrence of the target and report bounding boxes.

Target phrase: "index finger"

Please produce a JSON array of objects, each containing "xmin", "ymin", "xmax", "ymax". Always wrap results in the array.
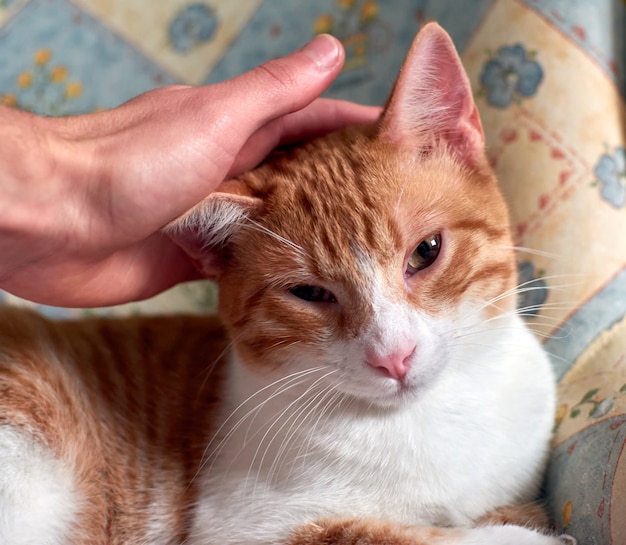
[{"xmin": 227, "ymin": 99, "xmax": 382, "ymax": 176}]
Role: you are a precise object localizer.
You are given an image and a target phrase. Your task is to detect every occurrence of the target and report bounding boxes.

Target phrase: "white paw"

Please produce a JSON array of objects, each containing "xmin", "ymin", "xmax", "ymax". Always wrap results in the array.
[{"xmin": 461, "ymin": 525, "xmax": 576, "ymax": 545}]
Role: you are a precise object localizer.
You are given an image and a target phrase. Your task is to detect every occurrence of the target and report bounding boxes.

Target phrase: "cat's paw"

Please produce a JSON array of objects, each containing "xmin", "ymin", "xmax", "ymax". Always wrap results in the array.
[
  {"xmin": 288, "ymin": 520, "xmax": 578, "ymax": 545},
  {"xmin": 288, "ymin": 519, "xmax": 446, "ymax": 545}
]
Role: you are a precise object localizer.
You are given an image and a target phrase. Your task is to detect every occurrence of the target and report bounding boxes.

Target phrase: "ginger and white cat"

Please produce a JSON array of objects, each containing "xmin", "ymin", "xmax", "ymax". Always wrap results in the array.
[{"xmin": 0, "ymin": 23, "xmax": 573, "ymax": 545}]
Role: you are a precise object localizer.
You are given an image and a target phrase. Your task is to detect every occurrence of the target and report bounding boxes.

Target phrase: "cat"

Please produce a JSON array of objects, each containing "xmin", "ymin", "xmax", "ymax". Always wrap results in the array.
[{"xmin": 0, "ymin": 23, "xmax": 574, "ymax": 545}]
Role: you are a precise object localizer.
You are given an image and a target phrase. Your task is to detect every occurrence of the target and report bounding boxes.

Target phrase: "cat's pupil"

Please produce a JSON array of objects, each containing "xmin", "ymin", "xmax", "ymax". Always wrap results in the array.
[
  {"xmin": 406, "ymin": 233, "xmax": 442, "ymax": 275},
  {"xmin": 289, "ymin": 285, "xmax": 337, "ymax": 303}
]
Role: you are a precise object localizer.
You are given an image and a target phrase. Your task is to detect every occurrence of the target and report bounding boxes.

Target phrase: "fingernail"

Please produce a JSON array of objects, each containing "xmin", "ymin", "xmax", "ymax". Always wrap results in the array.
[{"xmin": 301, "ymin": 34, "xmax": 341, "ymax": 70}]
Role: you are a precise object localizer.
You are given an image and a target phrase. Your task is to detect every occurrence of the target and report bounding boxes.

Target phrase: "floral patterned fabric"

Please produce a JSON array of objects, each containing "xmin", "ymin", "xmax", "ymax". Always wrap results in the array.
[{"xmin": 1, "ymin": 1, "xmax": 625, "ymax": 542}]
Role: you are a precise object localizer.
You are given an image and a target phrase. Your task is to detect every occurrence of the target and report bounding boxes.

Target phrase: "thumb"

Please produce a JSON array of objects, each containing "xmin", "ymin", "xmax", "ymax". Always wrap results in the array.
[{"xmin": 216, "ymin": 34, "xmax": 346, "ymax": 135}]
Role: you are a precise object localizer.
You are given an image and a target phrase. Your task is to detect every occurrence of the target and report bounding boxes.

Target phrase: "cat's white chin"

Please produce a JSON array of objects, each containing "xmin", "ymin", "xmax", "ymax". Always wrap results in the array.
[{"xmin": 354, "ymin": 385, "xmax": 426, "ymax": 408}]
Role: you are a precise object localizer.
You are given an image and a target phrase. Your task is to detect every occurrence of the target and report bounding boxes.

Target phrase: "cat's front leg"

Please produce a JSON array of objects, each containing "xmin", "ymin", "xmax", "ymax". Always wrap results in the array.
[{"xmin": 287, "ymin": 518, "xmax": 576, "ymax": 545}]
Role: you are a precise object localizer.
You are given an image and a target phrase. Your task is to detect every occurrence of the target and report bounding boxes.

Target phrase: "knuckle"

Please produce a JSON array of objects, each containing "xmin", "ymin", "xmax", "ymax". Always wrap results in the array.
[{"xmin": 254, "ymin": 60, "xmax": 300, "ymax": 99}]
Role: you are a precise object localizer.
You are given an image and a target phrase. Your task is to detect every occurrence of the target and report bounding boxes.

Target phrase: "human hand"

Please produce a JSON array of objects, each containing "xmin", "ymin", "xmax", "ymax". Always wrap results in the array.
[{"xmin": 0, "ymin": 34, "xmax": 380, "ymax": 307}]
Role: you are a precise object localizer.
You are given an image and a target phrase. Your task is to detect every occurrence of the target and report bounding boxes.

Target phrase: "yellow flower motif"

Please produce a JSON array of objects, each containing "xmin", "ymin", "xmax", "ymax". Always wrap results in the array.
[
  {"xmin": 314, "ymin": 14, "xmax": 333, "ymax": 35},
  {"xmin": 562, "ymin": 500, "xmax": 572, "ymax": 528},
  {"xmin": 17, "ymin": 71, "xmax": 33, "ymax": 88},
  {"xmin": 337, "ymin": 0, "xmax": 354, "ymax": 8},
  {"xmin": 554, "ymin": 403, "xmax": 568, "ymax": 425},
  {"xmin": 50, "ymin": 66, "xmax": 68, "ymax": 83},
  {"xmin": 1, "ymin": 94, "xmax": 17, "ymax": 107},
  {"xmin": 360, "ymin": 1, "xmax": 379, "ymax": 22},
  {"xmin": 34, "ymin": 48, "xmax": 52, "ymax": 65},
  {"xmin": 65, "ymin": 81, "xmax": 83, "ymax": 99}
]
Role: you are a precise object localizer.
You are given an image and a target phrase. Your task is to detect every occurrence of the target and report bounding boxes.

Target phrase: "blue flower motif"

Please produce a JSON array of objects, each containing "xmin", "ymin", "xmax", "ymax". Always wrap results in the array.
[
  {"xmin": 480, "ymin": 44, "xmax": 543, "ymax": 108},
  {"xmin": 517, "ymin": 261, "xmax": 548, "ymax": 314},
  {"xmin": 169, "ymin": 3, "xmax": 218, "ymax": 53},
  {"xmin": 594, "ymin": 146, "xmax": 626, "ymax": 208}
]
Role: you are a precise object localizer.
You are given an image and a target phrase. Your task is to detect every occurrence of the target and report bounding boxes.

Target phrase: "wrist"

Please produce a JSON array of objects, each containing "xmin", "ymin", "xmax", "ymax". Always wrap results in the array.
[{"xmin": 0, "ymin": 106, "xmax": 92, "ymax": 284}]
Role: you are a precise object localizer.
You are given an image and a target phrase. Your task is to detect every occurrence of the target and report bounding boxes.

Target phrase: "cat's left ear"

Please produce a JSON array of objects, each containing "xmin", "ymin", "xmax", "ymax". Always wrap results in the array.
[
  {"xmin": 379, "ymin": 22, "xmax": 484, "ymax": 165},
  {"xmin": 165, "ymin": 178, "xmax": 262, "ymax": 279}
]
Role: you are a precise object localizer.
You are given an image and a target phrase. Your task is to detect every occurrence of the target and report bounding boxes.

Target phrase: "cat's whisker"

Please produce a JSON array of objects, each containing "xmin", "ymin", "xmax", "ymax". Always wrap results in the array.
[
  {"xmin": 247, "ymin": 379, "xmax": 338, "ymax": 495},
  {"xmin": 524, "ymin": 328, "xmax": 566, "ymax": 339},
  {"xmin": 269, "ymin": 382, "xmax": 337, "ymax": 465},
  {"xmin": 515, "ymin": 301, "xmax": 578, "ymax": 313},
  {"xmin": 267, "ymin": 339, "xmax": 302, "ymax": 351},
  {"xmin": 239, "ymin": 366, "xmax": 333, "ymax": 446},
  {"xmin": 452, "ymin": 309, "xmax": 570, "ymax": 339},
  {"xmin": 222, "ymin": 369, "xmax": 324, "ymax": 445},
  {"xmin": 245, "ymin": 369, "xmax": 338, "ymax": 495},
  {"xmin": 195, "ymin": 331, "xmax": 245, "ymax": 403},
  {"xmin": 288, "ymin": 387, "xmax": 353, "ymax": 485},
  {"xmin": 473, "ymin": 278, "xmax": 580, "ymax": 315},
  {"xmin": 191, "ymin": 366, "xmax": 330, "ymax": 486},
  {"xmin": 292, "ymin": 385, "xmax": 345, "ymax": 466},
  {"xmin": 245, "ymin": 219, "xmax": 308, "ymax": 257},
  {"xmin": 541, "ymin": 349, "xmax": 574, "ymax": 368},
  {"xmin": 266, "ymin": 379, "xmax": 343, "ymax": 488},
  {"xmin": 448, "ymin": 302, "xmax": 578, "ymax": 346},
  {"xmin": 506, "ymin": 246, "xmax": 564, "ymax": 260},
  {"xmin": 394, "ymin": 181, "xmax": 408, "ymax": 214},
  {"xmin": 516, "ymin": 316, "xmax": 573, "ymax": 330},
  {"xmin": 297, "ymin": 389, "xmax": 350, "ymax": 479},
  {"xmin": 490, "ymin": 273, "xmax": 584, "ymax": 303},
  {"xmin": 203, "ymin": 365, "xmax": 333, "ymax": 480},
  {"xmin": 502, "ymin": 303, "xmax": 577, "ymax": 322}
]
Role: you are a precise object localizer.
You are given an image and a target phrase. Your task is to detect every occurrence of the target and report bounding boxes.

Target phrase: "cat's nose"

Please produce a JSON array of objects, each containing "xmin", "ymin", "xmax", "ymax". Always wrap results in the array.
[{"xmin": 366, "ymin": 343, "xmax": 416, "ymax": 380}]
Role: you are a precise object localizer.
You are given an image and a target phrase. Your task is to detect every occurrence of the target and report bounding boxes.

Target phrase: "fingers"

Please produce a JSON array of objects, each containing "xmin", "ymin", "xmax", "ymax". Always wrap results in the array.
[
  {"xmin": 216, "ymin": 34, "xmax": 345, "ymax": 136},
  {"xmin": 272, "ymin": 99, "xmax": 382, "ymax": 145},
  {"xmin": 227, "ymin": 99, "xmax": 382, "ymax": 176}
]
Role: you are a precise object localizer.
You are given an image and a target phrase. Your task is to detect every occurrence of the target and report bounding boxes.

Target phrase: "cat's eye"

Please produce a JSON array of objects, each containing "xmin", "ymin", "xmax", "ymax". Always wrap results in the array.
[
  {"xmin": 289, "ymin": 285, "xmax": 337, "ymax": 303},
  {"xmin": 406, "ymin": 233, "xmax": 442, "ymax": 275}
]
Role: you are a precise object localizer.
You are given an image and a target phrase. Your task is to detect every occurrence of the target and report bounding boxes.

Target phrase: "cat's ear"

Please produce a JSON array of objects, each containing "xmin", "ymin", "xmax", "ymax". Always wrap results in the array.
[
  {"xmin": 379, "ymin": 22, "xmax": 484, "ymax": 164},
  {"xmin": 166, "ymin": 178, "xmax": 262, "ymax": 279}
]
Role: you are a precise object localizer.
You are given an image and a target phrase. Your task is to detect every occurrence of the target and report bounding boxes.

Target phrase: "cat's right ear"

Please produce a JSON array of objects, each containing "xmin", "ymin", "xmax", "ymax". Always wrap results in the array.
[
  {"xmin": 165, "ymin": 178, "xmax": 262, "ymax": 279},
  {"xmin": 378, "ymin": 22, "xmax": 484, "ymax": 165}
]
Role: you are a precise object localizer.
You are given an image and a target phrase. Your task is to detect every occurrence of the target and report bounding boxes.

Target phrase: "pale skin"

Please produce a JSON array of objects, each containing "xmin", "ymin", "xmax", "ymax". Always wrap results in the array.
[{"xmin": 0, "ymin": 34, "xmax": 380, "ymax": 307}]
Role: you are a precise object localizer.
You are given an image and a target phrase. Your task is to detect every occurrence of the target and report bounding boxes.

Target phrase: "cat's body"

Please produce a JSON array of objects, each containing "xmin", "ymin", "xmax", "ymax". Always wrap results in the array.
[{"xmin": 0, "ymin": 24, "xmax": 571, "ymax": 545}]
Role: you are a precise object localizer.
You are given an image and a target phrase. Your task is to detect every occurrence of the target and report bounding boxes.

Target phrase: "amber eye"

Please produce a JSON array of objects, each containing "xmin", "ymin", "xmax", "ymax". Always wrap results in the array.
[
  {"xmin": 289, "ymin": 285, "xmax": 337, "ymax": 303},
  {"xmin": 406, "ymin": 233, "xmax": 442, "ymax": 275}
]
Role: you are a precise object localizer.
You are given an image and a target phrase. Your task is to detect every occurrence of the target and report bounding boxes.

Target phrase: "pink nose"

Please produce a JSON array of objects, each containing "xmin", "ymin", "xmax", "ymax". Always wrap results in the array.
[{"xmin": 367, "ymin": 343, "xmax": 416, "ymax": 380}]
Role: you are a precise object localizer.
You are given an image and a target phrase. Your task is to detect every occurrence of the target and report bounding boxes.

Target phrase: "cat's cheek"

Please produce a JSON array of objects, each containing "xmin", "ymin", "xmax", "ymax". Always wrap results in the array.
[{"xmin": 226, "ymin": 297, "xmax": 339, "ymax": 371}]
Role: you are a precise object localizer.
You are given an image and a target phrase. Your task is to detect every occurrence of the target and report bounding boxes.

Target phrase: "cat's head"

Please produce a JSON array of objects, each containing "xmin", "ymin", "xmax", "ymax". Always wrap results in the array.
[{"xmin": 169, "ymin": 23, "xmax": 515, "ymax": 407}]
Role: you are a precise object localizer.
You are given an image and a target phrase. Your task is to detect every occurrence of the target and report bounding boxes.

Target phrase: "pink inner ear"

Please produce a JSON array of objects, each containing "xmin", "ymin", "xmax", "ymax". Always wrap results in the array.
[{"xmin": 380, "ymin": 23, "xmax": 484, "ymax": 164}]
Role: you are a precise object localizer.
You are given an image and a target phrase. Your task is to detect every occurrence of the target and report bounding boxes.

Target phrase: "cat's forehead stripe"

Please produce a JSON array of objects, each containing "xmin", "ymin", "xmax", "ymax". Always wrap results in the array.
[{"xmin": 267, "ymin": 135, "xmax": 403, "ymax": 268}]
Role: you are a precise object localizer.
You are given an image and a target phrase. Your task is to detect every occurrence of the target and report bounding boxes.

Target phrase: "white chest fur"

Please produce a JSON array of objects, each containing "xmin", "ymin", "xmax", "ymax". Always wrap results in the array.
[{"xmin": 189, "ymin": 315, "xmax": 556, "ymax": 545}]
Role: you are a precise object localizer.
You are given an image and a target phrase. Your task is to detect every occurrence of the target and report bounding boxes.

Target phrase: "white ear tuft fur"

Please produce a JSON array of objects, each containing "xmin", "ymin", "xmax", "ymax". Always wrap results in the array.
[
  {"xmin": 165, "ymin": 181, "xmax": 262, "ymax": 278},
  {"xmin": 170, "ymin": 196, "xmax": 255, "ymax": 252}
]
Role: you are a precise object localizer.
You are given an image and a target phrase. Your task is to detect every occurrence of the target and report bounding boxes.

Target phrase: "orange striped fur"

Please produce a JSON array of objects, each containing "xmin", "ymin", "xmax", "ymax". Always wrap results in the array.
[{"xmin": 0, "ymin": 308, "xmax": 228, "ymax": 543}]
